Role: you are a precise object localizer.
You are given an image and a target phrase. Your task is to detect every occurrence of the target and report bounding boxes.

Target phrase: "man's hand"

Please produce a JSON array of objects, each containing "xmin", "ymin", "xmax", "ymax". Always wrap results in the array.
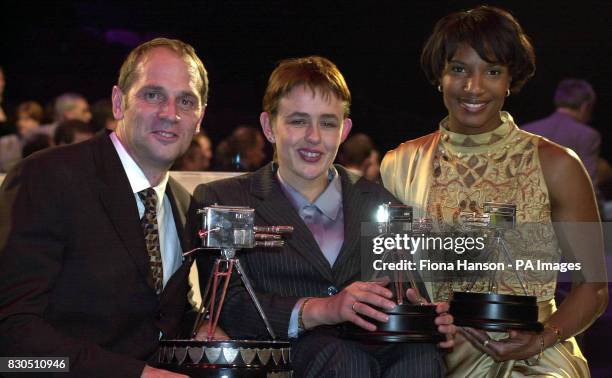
[
  {"xmin": 141, "ymin": 365, "xmax": 188, "ymax": 378},
  {"xmin": 406, "ymin": 288, "xmax": 456, "ymax": 348},
  {"xmin": 302, "ymin": 280, "xmax": 396, "ymax": 331},
  {"xmin": 194, "ymin": 321, "xmax": 230, "ymax": 341}
]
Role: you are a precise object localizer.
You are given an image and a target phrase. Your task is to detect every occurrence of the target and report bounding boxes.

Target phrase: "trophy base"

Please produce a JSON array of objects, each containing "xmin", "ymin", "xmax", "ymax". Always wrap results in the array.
[
  {"xmin": 450, "ymin": 291, "xmax": 543, "ymax": 332},
  {"xmin": 342, "ymin": 303, "xmax": 445, "ymax": 343},
  {"xmin": 158, "ymin": 339, "xmax": 291, "ymax": 378}
]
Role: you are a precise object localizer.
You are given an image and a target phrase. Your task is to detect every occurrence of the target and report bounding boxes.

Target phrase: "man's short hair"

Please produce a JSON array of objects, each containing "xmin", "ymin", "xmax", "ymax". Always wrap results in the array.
[
  {"xmin": 262, "ymin": 56, "xmax": 351, "ymax": 118},
  {"xmin": 340, "ymin": 133, "xmax": 375, "ymax": 167},
  {"xmin": 54, "ymin": 93, "xmax": 87, "ymax": 121},
  {"xmin": 53, "ymin": 120, "xmax": 95, "ymax": 145},
  {"xmin": 117, "ymin": 38, "xmax": 209, "ymax": 106},
  {"xmin": 420, "ymin": 5, "xmax": 536, "ymax": 93},
  {"xmin": 554, "ymin": 79, "xmax": 596, "ymax": 110}
]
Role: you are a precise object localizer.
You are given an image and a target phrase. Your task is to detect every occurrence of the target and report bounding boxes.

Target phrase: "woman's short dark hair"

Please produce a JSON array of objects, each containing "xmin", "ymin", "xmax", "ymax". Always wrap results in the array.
[{"xmin": 420, "ymin": 5, "xmax": 535, "ymax": 93}]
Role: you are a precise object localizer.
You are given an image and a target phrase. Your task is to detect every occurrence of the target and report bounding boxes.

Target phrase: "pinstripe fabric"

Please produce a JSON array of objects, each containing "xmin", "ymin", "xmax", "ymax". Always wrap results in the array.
[
  {"xmin": 193, "ymin": 163, "xmax": 385, "ymax": 338},
  {"xmin": 292, "ymin": 327, "xmax": 445, "ymax": 377},
  {"xmin": 192, "ymin": 163, "xmax": 443, "ymax": 376}
]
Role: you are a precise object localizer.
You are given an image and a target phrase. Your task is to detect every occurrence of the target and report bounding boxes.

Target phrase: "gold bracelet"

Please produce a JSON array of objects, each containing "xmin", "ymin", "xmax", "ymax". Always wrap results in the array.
[{"xmin": 298, "ymin": 297, "xmax": 314, "ymax": 331}]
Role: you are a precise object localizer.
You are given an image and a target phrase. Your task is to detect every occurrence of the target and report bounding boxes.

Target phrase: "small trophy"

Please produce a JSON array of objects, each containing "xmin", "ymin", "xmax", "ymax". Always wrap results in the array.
[
  {"xmin": 343, "ymin": 204, "xmax": 444, "ymax": 343},
  {"xmin": 448, "ymin": 202, "xmax": 543, "ymax": 332},
  {"xmin": 191, "ymin": 205, "xmax": 293, "ymax": 340}
]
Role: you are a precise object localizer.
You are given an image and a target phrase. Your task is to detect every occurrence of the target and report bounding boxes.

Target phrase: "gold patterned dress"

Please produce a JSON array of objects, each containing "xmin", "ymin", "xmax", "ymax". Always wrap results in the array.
[{"xmin": 381, "ymin": 112, "xmax": 589, "ymax": 377}]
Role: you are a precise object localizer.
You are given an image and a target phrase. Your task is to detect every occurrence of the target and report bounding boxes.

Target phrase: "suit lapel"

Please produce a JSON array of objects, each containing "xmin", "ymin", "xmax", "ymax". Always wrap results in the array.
[
  {"xmin": 250, "ymin": 164, "xmax": 334, "ymax": 282},
  {"xmin": 165, "ymin": 178, "xmax": 196, "ymax": 276},
  {"xmin": 333, "ymin": 166, "xmax": 372, "ymax": 285},
  {"xmin": 92, "ymin": 132, "xmax": 151, "ymax": 284},
  {"xmin": 166, "ymin": 178, "xmax": 189, "ymax": 253}
]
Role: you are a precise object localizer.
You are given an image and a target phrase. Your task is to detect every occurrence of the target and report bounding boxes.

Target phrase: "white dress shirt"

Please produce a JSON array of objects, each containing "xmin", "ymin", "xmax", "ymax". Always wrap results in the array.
[{"xmin": 110, "ymin": 132, "xmax": 183, "ymax": 288}]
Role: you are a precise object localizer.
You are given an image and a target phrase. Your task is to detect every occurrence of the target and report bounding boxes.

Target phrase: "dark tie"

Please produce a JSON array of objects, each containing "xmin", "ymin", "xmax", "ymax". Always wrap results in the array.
[{"xmin": 138, "ymin": 188, "xmax": 164, "ymax": 295}]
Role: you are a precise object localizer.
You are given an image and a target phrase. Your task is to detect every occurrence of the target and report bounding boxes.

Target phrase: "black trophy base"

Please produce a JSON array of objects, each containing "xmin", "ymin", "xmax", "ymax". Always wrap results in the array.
[
  {"xmin": 342, "ymin": 303, "xmax": 445, "ymax": 343},
  {"xmin": 450, "ymin": 291, "xmax": 543, "ymax": 332}
]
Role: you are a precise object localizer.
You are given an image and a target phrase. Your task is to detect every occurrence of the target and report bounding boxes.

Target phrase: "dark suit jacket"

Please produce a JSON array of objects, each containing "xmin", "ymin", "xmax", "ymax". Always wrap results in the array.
[
  {"xmin": 522, "ymin": 111, "xmax": 601, "ymax": 182},
  {"xmin": 193, "ymin": 163, "xmax": 421, "ymax": 340},
  {"xmin": 0, "ymin": 131, "xmax": 197, "ymax": 377}
]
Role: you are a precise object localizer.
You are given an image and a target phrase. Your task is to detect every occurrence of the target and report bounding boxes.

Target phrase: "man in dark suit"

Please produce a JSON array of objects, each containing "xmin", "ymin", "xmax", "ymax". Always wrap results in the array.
[
  {"xmin": 194, "ymin": 56, "xmax": 455, "ymax": 377},
  {"xmin": 0, "ymin": 38, "xmax": 208, "ymax": 377},
  {"xmin": 522, "ymin": 79, "xmax": 600, "ymax": 183}
]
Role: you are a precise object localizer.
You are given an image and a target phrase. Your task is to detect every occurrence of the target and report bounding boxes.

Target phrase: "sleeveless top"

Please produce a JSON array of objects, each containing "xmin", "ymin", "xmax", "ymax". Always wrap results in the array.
[
  {"xmin": 381, "ymin": 113, "xmax": 590, "ymax": 377},
  {"xmin": 426, "ymin": 113, "xmax": 560, "ymax": 302}
]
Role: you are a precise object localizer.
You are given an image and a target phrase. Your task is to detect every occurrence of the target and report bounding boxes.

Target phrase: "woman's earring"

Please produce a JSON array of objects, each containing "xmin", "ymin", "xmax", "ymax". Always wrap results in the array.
[
  {"xmin": 506, "ymin": 89, "xmax": 511, "ymax": 97},
  {"xmin": 438, "ymin": 85, "xmax": 442, "ymax": 93}
]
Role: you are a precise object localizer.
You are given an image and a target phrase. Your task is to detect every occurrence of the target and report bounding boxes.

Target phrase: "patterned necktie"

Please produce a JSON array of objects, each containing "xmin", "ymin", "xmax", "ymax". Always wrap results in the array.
[{"xmin": 138, "ymin": 188, "xmax": 164, "ymax": 295}]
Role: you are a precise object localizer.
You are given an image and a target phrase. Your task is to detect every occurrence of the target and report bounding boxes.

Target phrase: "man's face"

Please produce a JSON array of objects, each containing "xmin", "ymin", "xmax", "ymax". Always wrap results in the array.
[
  {"xmin": 113, "ymin": 47, "xmax": 205, "ymax": 176},
  {"xmin": 261, "ymin": 85, "xmax": 351, "ymax": 194},
  {"xmin": 65, "ymin": 98, "xmax": 92, "ymax": 123}
]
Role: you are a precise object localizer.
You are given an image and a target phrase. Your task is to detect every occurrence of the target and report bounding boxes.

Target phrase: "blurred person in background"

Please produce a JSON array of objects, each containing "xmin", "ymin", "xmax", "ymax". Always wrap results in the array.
[
  {"xmin": 91, "ymin": 98, "xmax": 118, "ymax": 132},
  {"xmin": 53, "ymin": 119, "xmax": 96, "ymax": 145},
  {"xmin": 0, "ymin": 66, "xmax": 15, "ymax": 137},
  {"xmin": 0, "ymin": 100, "xmax": 44, "ymax": 172},
  {"xmin": 232, "ymin": 125, "xmax": 267, "ymax": 170},
  {"xmin": 194, "ymin": 131, "xmax": 212, "ymax": 170},
  {"xmin": 522, "ymin": 79, "xmax": 600, "ymax": 184},
  {"xmin": 172, "ymin": 137, "xmax": 208, "ymax": 171},
  {"xmin": 214, "ymin": 125, "xmax": 266, "ymax": 171},
  {"xmin": 338, "ymin": 132, "xmax": 380, "ymax": 181},
  {"xmin": 39, "ymin": 92, "xmax": 92, "ymax": 137},
  {"xmin": 0, "ymin": 67, "xmax": 7, "ymax": 125}
]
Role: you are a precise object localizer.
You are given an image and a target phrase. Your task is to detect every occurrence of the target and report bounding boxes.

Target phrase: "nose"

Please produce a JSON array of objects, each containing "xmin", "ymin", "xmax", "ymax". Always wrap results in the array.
[
  {"xmin": 464, "ymin": 73, "xmax": 485, "ymax": 95},
  {"xmin": 158, "ymin": 99, "xmax": 181, "ymax": 122},
  {"xmin": 305, "ymin": 124, "xmax": 321, "ymax": 144}
]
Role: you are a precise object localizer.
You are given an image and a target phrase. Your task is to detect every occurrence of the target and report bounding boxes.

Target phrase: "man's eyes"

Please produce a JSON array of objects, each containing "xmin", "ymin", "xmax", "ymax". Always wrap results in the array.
[
  {"xmin": 178, "ymin": 97, "xmax": 197, "ymax": 109},
  {"xmin": 287, "ymin": 119, "xmax": 337, "ymax": 128},
  {"xmin": 289, "ymin": 119, "xmax": 307, "ymax": 126},
  {"xmin": 144, "ymin": 91, "xmax": 165, "ymax": 102},
  {"xmin": 142, "ymin": 91, "xmax": 198, "ymax": 110}
]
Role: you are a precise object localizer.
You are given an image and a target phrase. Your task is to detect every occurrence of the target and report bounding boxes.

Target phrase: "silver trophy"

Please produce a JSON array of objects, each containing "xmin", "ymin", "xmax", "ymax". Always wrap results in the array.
[
  {"xmin": 450, "ymin": 202, "xmax": 543, "ymax": 332},
  {"xmin": 192, "ymin": 205, "xmax": 293, "ymax": 341},
  {"xmin": 344, "ymin": 203, "xmax": 444, "ymax": 343}
]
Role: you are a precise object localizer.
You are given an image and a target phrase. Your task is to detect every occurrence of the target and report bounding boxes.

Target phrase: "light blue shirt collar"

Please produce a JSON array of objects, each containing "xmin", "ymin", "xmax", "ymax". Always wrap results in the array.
[{"xmin": 276, "ymin": 166, "xmax": 342, "ymax": 221}]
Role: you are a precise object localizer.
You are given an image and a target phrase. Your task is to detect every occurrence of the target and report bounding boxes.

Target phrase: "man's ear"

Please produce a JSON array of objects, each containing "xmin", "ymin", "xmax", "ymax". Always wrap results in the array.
[
  {"xmin": 195, "ymin": 105, "xmax": 206, "ymax": 135},
  {"xmin": 111, "ymin": 86, "xmax": 125, "ymax": 121},
  {"xmin": 260, "ymin": 112, "xmax": 276, "ymax": 143},
  {"xmin": 340, "ymin": 118, "xmax": 353, "ymax": 143}
]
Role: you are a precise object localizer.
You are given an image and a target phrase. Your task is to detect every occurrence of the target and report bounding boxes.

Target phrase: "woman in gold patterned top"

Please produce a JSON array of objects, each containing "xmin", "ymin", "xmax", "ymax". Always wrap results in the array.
[{"xmin": 381, "ymin": 6, "xmax": 607, "ymax": 378}]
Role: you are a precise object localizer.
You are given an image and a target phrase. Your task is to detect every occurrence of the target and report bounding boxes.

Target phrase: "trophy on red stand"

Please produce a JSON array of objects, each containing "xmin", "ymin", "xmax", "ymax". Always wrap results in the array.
[{"xmin": 158, "ymin": 205, "xmax": 294, "ymax": 378}]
